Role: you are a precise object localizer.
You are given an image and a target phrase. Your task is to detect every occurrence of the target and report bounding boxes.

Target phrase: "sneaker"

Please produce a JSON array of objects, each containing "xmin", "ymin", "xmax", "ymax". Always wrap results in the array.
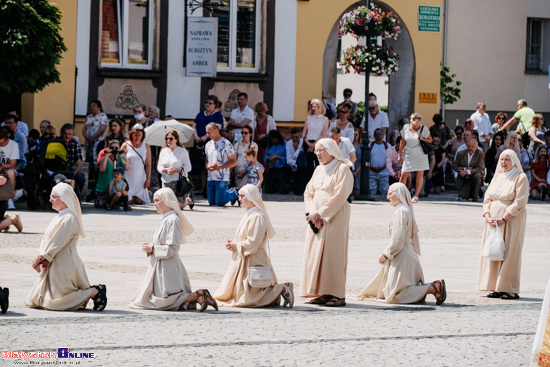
[
  {"xmin": 13, "ymin": 189, "xmax": 25, "ymax": 202},
  {"xmin": 7, "ymin": 200, "xmax": 15, "ymax": 210},
  {"xmin": 411, "ymin": 196, "xmax": 419, "ymax": 203},
  {"xmin": 457, "ymin": 197, "xmax": 466, "ymax": 202}
]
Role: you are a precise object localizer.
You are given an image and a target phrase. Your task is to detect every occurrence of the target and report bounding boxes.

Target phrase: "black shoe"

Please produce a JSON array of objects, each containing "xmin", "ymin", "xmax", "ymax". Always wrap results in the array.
[
  {"xmin": 85, "ymin": 191, "xmax": 95, "ymax": 202},
  {"xmin": 0, "ymin": 287, "xmax": 9, "ymax": 314}
]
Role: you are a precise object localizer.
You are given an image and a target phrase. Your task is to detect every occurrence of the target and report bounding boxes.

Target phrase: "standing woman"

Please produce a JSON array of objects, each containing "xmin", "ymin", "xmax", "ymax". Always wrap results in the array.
[
  {"xmin": 130, "ymin": 188, "xmax": 218, "ymax": 311},
  {"xmin": 358, "ymin": 183, "xmax": 446, "ymax": 305},
  {"xmin": 398, "ymin": 113, "xmax": 432, "ymax": 203},
  {"xmin": 327, "ymin": 105, "xmax": 354, "ymax": 140},
  {"xmin": 233, "ymin": 125, "xmax": 258, "ymax": 188},
  {"xmin": 492, "ymin": 112, "xmax": 508, "ymax": 135},
  {"xmin": 121, "ymin": 124, "xmax": 151, "ymax": 205},
  {"xmin": 477, "ymin": 149, "xmax": 529, "ymax": 300},
  {"xmin": 157, "ymin": 130, "xmax": 194, "ymax": 209},
  {"xmin": 214, "ymin": 184, "xmax": 294, "ymax": 308},
  {"xmin": 25, "ymin": 183, "xmax": 107, "ymax": 311},
  {"xmin": 301, "ymin": 138, "xmax": 354, "ymax": 307},
  {"xmin": 302, "ymin": 99, "xmax": 329, "ymax": 179},
  {"xmin": 249, "ymin": 102, "xmax": 276, "ymax": 169},
  {"xmin": 96, "ymin": 117, "xmax": 126, "ymax": 153}
]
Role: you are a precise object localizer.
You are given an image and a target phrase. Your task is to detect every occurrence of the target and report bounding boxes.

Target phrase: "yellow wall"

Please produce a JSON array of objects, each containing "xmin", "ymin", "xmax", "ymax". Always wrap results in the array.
[
  {"xmin": 294, "ymin": 0, "xmax": 442, "ymax": 123},
  {"xmin": 21, "ymin": 0, "xmax": 78, "ymax": 135}
]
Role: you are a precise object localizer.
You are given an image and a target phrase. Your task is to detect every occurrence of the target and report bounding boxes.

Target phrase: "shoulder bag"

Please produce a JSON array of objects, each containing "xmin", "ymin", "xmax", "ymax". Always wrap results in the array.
[
  {"xmin": 419, "ymin": 125, "xmax": 435, "ymax": 154},
  {"xmin": 248, "ymin": 235, "xmax": 273, "ymax": 288},
  {"xmin": 175, "ymin": 173, "xmax": 193, "ymax": 197}
]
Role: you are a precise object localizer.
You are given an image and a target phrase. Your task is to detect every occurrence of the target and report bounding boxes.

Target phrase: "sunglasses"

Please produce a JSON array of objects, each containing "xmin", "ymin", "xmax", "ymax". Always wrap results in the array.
[
  {"xmin": 242, "ymin": 132, "xmax": 249, "ymax": 135},
  {"xmin": 166, "ymin": 137, "xmax": 175, "ymax": 141},
  {"xmin": 374, "ymin": 132, "xmax": 383, "ymax": 136},
  {"xmin": 338, "ymin": 110, "xmax": 349, "ymax": 114},
  {"xmin": 205, "ymin": 101, "xmax": 214, "ymax": 105},
  {"xmin": 368, "ymin": 107, "xmax": 376, "ymax": 111}
]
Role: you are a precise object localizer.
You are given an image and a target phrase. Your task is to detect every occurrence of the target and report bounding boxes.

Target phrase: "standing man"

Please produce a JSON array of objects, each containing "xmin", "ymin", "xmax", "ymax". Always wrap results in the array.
[
  {"xmin": 227, "ymin": 92, "xmax": 254, "ymax": 143},
  {"xmin": 204, "ymin": 123, "xmax": 238, "ymax": 207},
  {"xmin": 82, "ymin": 100, "xmax": 108, "ymax": 201},
  {"xmin": 60, "ymin": 124, "xmax": 85, "ymax": 195},
  {"xmin": 470, "ymin": 102, "xmax": 492, "ymax": 152},
  {"xmin": 500, "ymin": 99, "xmax": 535, "ymax": 148},
  {"xmin": 339, "ymin": 88, "xmax": 358, "ymax": 124},
  {"xmin": 360, "ymin": 100, "xmax": 389, "ymax": 141}
]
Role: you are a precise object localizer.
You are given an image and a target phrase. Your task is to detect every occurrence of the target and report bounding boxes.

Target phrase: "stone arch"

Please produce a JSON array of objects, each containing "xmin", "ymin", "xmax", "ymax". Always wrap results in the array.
[{"xmin": 322, "ymin": 1, "xmax": 415, "ymax": 128}]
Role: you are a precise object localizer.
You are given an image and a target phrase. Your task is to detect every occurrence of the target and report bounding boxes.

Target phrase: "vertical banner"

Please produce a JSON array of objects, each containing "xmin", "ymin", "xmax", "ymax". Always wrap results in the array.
[{"xmin": 186, "ymin": 17, "xmax": 218, "ymax": 77}]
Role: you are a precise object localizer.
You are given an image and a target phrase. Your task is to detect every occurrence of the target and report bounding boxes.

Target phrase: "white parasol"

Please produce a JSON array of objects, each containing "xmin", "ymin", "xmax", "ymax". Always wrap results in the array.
[{"xmin": 143, "ymin": 119, "xmax": 195, "ymax": 147}]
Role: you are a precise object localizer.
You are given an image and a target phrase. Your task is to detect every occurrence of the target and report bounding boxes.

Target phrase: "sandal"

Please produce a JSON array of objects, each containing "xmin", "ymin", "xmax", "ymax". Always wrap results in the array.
[
  {"xmin": 205, "ymin": 289, "xmax": 218, "ymax": 311},
  {"xmin": 187, "ymin": 197, "xmax": 194, "ymax": 210},
  {"xmin": 486, "ymin": 292, "xmax": 503, "ymax": 298},
  {"xmin": 282, "ymin": 282, "xmax": 294, "ymax": 308},
  {"xmin": 308, "ymin": 294, "xmax": 332, "ymax": 305},
  {"xmin": 325, "ymin": 297, "xmax": 346, "ymax": 307},
  {"xmin": 197, "ymin": 289, "xmax": 208, "ymax": 312},
  {"xmin": 500, "ymin": 293, "xmax": 520, "ymax": 300},
  {"xmin": 92, "ymin": 284, "xmax": 107, "ymax": 311},
  {"xmin": 432, "ymin": 279, "xmax": 446, "ymax": 305},
  {"xmin": 412, "ymin": 196, "xmax": 419, "ymax": 203}
]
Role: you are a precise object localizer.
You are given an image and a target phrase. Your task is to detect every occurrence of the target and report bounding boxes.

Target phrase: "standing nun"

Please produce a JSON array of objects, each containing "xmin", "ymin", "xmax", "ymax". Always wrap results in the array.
[
  {"xmin": 301, "ymin": 138, "xmax": 354, "ymax": 307},
  {"xmin": 25, "ymin": 183, "xmax": 107, "ymax": 311}
]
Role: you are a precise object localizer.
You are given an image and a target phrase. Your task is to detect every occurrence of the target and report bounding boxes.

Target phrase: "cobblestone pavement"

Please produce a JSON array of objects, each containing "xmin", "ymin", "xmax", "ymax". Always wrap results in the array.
[{"xmin": 1, "ymin": 197, "xmax": 549, "ymax": 366}]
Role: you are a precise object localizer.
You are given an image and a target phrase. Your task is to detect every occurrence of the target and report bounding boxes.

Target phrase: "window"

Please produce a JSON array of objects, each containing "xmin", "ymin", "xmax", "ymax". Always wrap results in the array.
[
  {"xmin": 212, "ymin": 0, "xmax": 260, "ymax": 72},
  {"xmin": 100, "ymin": 0, "xmax": 155, "ymax": 69},
  {"xmin": 526, "ymin": 19, "xmax": 542, "ymax": 71}
]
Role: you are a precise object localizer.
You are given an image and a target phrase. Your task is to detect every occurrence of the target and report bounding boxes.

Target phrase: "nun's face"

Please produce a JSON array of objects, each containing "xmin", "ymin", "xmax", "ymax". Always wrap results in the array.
[
  {"xmin": 386, "ymin": 188, "xmax": 402, "ymax": 207},
  {"xmin": 314, "ymin": 145, "xmax": 334, "ymax": 165},
  {"xmin": 153, "ymin": 195, "xmax": 171, "ymax": 214},
  {"xmin": 50, "ymin": 190, "xmax": 68, "ymax": 212},
  {"xmin": 238, "ymin": 193, "xmax": 255, "ymax": 210},
  {"xmin": 499, "ymin": 154, "xmax": 513, "ymax": 172}
]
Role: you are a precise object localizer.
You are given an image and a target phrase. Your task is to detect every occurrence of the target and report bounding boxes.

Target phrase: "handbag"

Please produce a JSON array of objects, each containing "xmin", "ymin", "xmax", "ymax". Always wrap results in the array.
[
  {"xmin": 419, "ymin": 125, "xmax": 435, "ymax": 154},
  {"xmin": 482, "ymin": 225, "xmax": 505, "ymax": 261},
  {"xmin": 175, "ymin": 173, "xmax": 193, "ymax": 197},
  {"xmin": 0, "ymin": 182, "xmax": 15, "ymax": 201},
  {"xmin": 248, "ymin": 237, "xmax": 274, "ymax": 288}
]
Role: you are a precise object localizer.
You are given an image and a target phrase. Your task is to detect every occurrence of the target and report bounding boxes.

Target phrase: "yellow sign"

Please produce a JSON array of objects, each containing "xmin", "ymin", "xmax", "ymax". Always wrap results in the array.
[{"xmin": 419, "ymin": 93, "xmax": 438, "ymax": 104}]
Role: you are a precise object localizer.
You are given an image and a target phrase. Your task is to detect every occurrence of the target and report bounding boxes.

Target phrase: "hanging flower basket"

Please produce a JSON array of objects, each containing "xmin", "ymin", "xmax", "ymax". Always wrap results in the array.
[
  {"xmin": 338, "ymin": 5, "xmax": 401, "ymax": 40},
  {"xmin": 339, "ymin": 45, "xmax": 399, "ymax": 76}
]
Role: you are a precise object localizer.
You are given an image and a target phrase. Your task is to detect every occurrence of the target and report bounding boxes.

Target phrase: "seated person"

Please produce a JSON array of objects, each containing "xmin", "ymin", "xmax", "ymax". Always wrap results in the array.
[
  {"xmin": 108, "ymin": 167, "xmax": 130, "ymax": 211},
  {"xmin": 452, "ymin": 139, "xmax": 485, "ymax": 202},
  {"xmin": 0, "ymin": 127, "xmax": 20, "ymax": 210},
  {"xmin": 530, "ymin": 146, "xmax": 549, "ymax": 201},
  {"xmin": 330, "ymin": 127, "xmax": 356, "ymax": 163},
  {"xmin": 264, "ymin": 130, "xmax": 287, "ymax": 194},
  {"xmin": 286, "ymin": 127, "xmax": 307, "ymax": 195}
]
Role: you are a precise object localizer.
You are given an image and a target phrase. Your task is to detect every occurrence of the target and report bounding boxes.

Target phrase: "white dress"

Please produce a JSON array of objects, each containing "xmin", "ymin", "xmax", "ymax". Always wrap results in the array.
[
  {"xmin": 401, "ymin": 124, "xmax": 429, "ymax": 172},
  {"xmin": 126, "ymin": 142, "xmax": 150, "ymax": 205}
]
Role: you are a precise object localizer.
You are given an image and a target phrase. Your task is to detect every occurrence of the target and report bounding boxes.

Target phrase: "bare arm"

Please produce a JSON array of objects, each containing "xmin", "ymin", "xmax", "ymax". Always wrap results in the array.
[{"xmin": 500, "ymin": 117, "xmax": 516, "ymax": 131}]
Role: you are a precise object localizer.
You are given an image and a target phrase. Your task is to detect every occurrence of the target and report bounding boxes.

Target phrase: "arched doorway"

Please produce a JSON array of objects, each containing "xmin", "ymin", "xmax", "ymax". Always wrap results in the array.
[{"xmin": 323, "ymin": 1, "xmax": 415, "ymax": 129}]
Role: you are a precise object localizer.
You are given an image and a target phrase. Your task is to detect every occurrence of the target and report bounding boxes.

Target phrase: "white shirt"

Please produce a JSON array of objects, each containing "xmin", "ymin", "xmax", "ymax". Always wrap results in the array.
[
  {"xmin": 360, "ymin": 110, "xmax": 389, "ymax": 140},
  {"xmin": 336, "ymin": 137, "xmax": 355, "ymax": 160},
  {"xmin": 286, "ymin": 138, "xmax": 304, "ymax": 166},
  {"xmin": 470, "ymin": 111, "xmax": 492, "ymax": 142},
  {"xmin": 230, "ymin": 106, "xmax": 254, "ymax": 137},
  {"xmin": 0, "ymin": 139, "xmax": 20, "ymax": 165},
  {"xmin": 157, "ymin": 146, "xmax": 192, "ymax": 183}
]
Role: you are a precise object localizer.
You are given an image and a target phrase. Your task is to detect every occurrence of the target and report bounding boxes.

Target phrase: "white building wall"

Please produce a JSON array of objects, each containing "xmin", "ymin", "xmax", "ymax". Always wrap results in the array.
[
  {"xmin": 75, "ymin": 0, "xmax": 91, "ymax": 115},
  {"xmin": 165, "ymin": 0, "xmax": 202, "ymax": 119},
  {"xmin": 272, "ymin": 1, "xmax": 297, "ymax": 121}
]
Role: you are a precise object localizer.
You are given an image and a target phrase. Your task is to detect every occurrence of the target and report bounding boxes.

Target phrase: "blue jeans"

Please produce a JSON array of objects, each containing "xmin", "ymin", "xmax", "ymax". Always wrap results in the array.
[
  {"xmin": 207, "ymin": 180, "xmax": 238, "ymax": 207},
  {"xmin": 369, "ymin": 169, "xmax": 389, "ymax": 195}
]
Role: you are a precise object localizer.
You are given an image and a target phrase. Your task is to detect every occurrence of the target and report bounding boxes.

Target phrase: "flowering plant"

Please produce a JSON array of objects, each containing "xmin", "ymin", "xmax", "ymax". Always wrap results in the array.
[
  {"xmin": 339, "ymin": 45, "xmax": 399, "ymax": 76},
  {"xmin": 338, "ymin": 5, "xmax": 401, "ymax": 40}
]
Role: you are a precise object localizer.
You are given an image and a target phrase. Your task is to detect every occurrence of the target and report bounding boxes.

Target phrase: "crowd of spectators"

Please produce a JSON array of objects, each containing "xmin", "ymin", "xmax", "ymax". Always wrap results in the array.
[{"xmin": 2, "ymin": 93, "xmax": 548, "ymax": 215}]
